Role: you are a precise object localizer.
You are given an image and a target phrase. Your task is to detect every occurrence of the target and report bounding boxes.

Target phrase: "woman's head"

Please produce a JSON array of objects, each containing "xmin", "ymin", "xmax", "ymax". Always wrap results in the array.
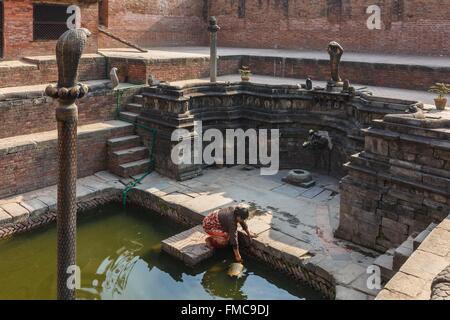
[{"xmin": 234, "ymin": 204, "xmax": 250, "ymax": 222}]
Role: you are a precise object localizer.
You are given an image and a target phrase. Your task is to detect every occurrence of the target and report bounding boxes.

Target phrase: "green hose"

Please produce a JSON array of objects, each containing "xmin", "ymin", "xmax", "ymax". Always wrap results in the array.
[{"xmin": 113, "ymin": 86, "xmax": 157, "ymax": 207}]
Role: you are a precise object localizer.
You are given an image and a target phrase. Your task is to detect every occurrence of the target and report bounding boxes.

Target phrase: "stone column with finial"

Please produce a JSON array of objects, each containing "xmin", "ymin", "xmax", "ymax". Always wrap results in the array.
[
  {"xmin": 45, "ymin": 28, "xmax": 91, "ymax": 300},
  {"xmin": 208, "ymin": 16, "xmax": 220, "ymax": 82}
]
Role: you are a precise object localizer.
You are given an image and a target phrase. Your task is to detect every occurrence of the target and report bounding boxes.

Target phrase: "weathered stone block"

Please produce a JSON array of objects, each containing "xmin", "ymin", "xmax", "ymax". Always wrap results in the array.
[
  {"xmin": 365, "ymin": 137, "xmax": 389, "ymax": 156},
  {"xmin": 161, "ymin": 225, "xmax": 214, "ymax": 267},
  {"xmin": 1, "ymin": 203, "xmax": 29, "ymax": 223}
]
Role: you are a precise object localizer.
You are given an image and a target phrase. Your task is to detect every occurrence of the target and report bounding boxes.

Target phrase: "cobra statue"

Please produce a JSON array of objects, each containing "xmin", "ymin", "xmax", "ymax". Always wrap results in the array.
[
  {"xmin": 45, "ymin": 28, "xmax": 91, "ymax": 100},
  {"xmin": 327, "ymin": 41, "xmax": 344, "ymax": 85}
]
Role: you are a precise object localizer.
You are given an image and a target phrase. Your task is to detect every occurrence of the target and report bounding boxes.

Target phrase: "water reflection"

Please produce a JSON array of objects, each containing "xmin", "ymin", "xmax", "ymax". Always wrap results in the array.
[
  {"xmin": 0, "ymin": 204, "xmax": 321, "ymax": 300},
  {"xmin": 201, "ymin": 261, "xmax": 248, "ymax": 300}
]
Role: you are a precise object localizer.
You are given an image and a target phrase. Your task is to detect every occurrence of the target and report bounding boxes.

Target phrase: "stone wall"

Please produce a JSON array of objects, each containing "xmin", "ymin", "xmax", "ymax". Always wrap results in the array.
[
  {"xmin": 0, "ymin": 83, "xmax": 141, "ymax": 197},
  {"xmin": 207, "ymin": 0, "xmax": 450, "ymax": 56},
  {"xmin": 243, "ymin": 56, "xmax": 449, "ymax": 91},
  {"xmin": 0, "ymin": 81, "xmax": 120, "ymax": 139},
  {"xmin": 98, "ymin": 0, "xmax": 208, "ymax": 48},
  {"xmin": 137, "ymin": 81, "xmax": 416, "ymax": 181},
  {"xmin": 107, "ymin": 55, "xmax": 241, "ymax": 84},
  {"xmin": 0, "ymin": 122, "xmax": 133, "ymax": 198},
  {"xmin": 0, "ymin": 55, "xmax": 107, "ymax": 88},
  {"xmin": 2, "ymin": 0, "xmax": 99, "ymax": 60},
  {"xmin": 337, "ymin": 112, "xmax": 450, "ymax": 251}
]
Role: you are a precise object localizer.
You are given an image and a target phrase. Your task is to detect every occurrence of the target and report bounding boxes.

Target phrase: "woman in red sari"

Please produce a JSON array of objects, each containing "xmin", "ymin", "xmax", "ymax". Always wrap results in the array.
[{"xmin": 202, "ymin": 204, "xmax": 256, "ymax": 262}]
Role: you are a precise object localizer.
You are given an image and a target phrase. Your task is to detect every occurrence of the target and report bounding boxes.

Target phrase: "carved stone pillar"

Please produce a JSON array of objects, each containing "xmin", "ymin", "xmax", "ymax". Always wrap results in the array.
[
  {"xmin": 45, "ymin": 28, "xmax": 91, "ymax": 300},
  {"xmin": 208, "ymin": 16, "xmax": 220, "ymax": 82}
]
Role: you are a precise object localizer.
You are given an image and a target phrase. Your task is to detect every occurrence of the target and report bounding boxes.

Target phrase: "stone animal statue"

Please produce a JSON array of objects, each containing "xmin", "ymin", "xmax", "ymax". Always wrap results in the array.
[
  {"xmin": 406, "ymin": 103, "xmax": 425, "ymax": 119},
  {"xmin": 109, "ymin": 67, "xmax": 120, "ymax": 89},
  {"xmin": 306, "ymin": 78, "xmax": 313, "ymax": 90},
  {"xmin": 342, "ymin": 79, "xmax": 356, "ymax": 96},
  {"xmin": 303, "ymin": 130, "xmax": 333, "ymax": 151},
  {"xmin": 148, "ymin": 74, "xmax": 167, "ymax": 86}
]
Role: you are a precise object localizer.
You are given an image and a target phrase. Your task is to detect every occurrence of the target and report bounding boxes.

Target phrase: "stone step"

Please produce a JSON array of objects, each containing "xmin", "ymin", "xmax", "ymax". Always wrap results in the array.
[
  {"xmin": 118, "ymin": 111, "xmax": 139, "ymax": 123},
  {"xmin": 393, "ymin": 236, "xmax": 414, "ymax": 271},
  {"xmin": 373, "ymin": 249, "xmax": 395, "ymax": 283},
  {"xmin": 110, "ymin": 146, "xmax": 148, "ymax": 165},
  {"xmin": 161, "ymin": 225, "xmax": 214, "ymax": 267},
  {"xmin": 124, "ymin": 103, "xmax": 142, "ymax": 114},
  {"xmin": 413, "ymin": 222, "xmax": 438, "ymax": 250},
  {"xmin": 116, "ymin": 158, "xmax": 150, "ymax": 178},
  {"xmin": 134, "ymin": 94, "xmax": 144, "ymax": 104},
  {"xmin": 107, "ymin": 135, "xmax": 141, "ymax": 152}
]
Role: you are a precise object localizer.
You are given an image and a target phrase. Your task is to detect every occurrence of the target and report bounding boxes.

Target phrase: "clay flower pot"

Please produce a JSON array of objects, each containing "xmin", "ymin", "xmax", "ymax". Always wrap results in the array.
[
  {"xmin": 434, "ymin": 98, "xmax": 447, "ymax": 110},
  {"xmin": 429, "ymin": 83, "xmax": 450, "ymax": 111}
]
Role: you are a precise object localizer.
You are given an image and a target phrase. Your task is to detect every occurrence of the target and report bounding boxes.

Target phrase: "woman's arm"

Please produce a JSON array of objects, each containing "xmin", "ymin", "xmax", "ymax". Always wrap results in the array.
[
  {"xmin": 233, "ymin": 247, "xmax": 243, "ymax": 263},
  {"xmin": 239, "ymin": 221, "xmax": 257, "ymax": 239}
]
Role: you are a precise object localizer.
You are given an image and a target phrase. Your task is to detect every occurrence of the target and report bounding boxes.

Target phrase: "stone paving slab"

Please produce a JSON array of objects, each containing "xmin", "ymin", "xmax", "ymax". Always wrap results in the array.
[
  {"xmin": 0, "ymin": 208, "xmax": 12, "ymax": 225},
  {"xmin": 1, "ymin": 203, "xmax": 29, "ymax": 223},
  {"xmin": 161, "ymin": 225, "xmax": 214, "ymax": 267}
]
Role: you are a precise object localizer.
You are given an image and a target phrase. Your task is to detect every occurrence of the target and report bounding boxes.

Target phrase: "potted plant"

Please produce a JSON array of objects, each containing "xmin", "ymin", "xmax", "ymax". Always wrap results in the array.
[
  {"xmin": 429, "ymin": 83, "xmax": 450, "ymax": 110},
  {"xmin": 239, "ymin": 66, "xmax": 251, "ymax": 82}
]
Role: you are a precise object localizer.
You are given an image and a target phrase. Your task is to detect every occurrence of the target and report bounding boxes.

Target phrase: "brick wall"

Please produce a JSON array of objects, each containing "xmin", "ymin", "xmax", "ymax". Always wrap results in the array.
[
  {"xmin": 243, "ymin": 56, "xmax": 449, "ymax": 91},
  {"xmin": 208, "ymin": 0, "xmax": 450, "ymax": 56},
  {"xmin": 107, "ymin": 55, "xmax": 241, "ymax": 84},
  {"xmin": 2, "ymin": 0, "xmax": 99, "ymax": 60},
  {"xmin": 0, "ymin": 124, "xmax": 133, "ymax": 198},
  {"xmin": 0, "ymin": 83, "xmax": 143, "ymax": 139},
  {"xmin": 0, "ymin": 55, "xmax": 107, "ymax": 88},
  {"xmin": 98, "ymin": 0, "xmax": 208, "ymax": 48},
  {"xmin": 0, "ymin": 90, "xmax": 115, "ymax": 139}
]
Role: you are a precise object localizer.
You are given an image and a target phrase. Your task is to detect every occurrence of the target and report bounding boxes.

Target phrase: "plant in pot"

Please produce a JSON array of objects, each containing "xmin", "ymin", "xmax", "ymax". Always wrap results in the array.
[
  {"xmin": 429, "ymin": 83, "xmax": 450, "ymax": 110},
  {"xmin": 239, "ymin": 66, "xmax": 251, "ymax": 82}
]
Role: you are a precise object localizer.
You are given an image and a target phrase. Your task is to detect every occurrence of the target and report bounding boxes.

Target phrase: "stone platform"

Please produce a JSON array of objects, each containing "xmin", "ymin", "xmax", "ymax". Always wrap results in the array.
[
  {"xmin": 161, "ymin": 225, "xmax": 214, "ymax": 267},
  {"xmin": 99, "ymin": 46, "xmax": 450, "ymax": 91},
  {"xmin": 176, "ymin": 74, "xmax": 437, "ymax": 105}
]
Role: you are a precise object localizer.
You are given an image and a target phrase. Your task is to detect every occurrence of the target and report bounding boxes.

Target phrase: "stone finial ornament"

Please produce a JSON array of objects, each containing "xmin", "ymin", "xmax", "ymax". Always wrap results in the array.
[
  {"xmin": 208, "ymin": 16, "xmax": 220, "ymax": 33},
  {"xmin": 327, "ymin": 41, "xmax": 344, "ymax": 84},
  {"xmin": 45, "ymin": 28, "xmax": 91, "ymax": 100}
]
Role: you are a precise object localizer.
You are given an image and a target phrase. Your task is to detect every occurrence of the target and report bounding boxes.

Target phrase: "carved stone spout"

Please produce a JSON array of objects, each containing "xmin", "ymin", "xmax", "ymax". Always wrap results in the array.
[{"xmin": 327, "ymin": 41, "xmax": 344, "ymax": 86}]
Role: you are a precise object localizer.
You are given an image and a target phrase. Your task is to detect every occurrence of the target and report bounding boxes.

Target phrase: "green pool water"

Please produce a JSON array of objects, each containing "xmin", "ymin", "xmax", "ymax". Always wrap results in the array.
[{"xmin": 0, "ymin": 203, "xmax": 323, "ymax": 300}]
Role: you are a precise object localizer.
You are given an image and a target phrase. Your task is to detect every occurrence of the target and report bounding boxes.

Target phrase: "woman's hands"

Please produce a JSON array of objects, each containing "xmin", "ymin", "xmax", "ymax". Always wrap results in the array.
[{"xmin": 233, "ymin": 248, "xmax": 243, "ymax": 263}]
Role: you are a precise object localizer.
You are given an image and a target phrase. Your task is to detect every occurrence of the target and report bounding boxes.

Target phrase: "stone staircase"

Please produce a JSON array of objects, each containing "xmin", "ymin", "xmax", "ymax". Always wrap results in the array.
[
  {"xmin": 373, "ymin": 222, "xmax": 438, "ymax": 283},
  {"xmin": 118, "ymin": 94, "xmax": 143, "ymax": 124},
  {"xmin": 107, "ymin": 94, "xmax": 150, "ymax": 178}
]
